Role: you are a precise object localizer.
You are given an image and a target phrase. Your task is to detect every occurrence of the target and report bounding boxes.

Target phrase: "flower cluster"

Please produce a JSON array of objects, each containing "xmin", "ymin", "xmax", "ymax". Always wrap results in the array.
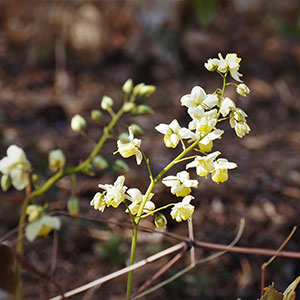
[
  {"xmin": 91, "ymin": 53, "xmax": 250, "ymax": 225},
  {"xmin": 90, "ymin": 175, "xmax": 155, "ymax": 215}
]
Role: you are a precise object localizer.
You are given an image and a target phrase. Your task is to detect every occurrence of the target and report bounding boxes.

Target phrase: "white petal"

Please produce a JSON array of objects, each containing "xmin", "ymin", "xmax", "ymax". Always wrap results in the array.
[{"xmin": 155, "ymin": 124, "xmax": 170, "ymax": 134}]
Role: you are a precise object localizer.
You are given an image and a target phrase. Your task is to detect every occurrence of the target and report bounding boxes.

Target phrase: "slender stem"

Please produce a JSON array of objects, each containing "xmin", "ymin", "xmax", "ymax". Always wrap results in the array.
[
  {"xmin": 188, "ymin": 217, "xmax": 195, "ymax": 267},
  {"xmin": 30, "ymin": 103, "xmax": 128, "ymax": 199},
  {"xmin": 137, "ymin": 146, "xmax": 153, "ymax": 181},
  {"xmin": 141, "ymin": 203, "xmax": 175, "ymax": 219},
  {"xmin": 126, "ymin": 224, "xmax": 138, "ymax": 299},
  {"xmin": 80, "ymin": 130, "xmax": 97, "ymax": 146},
  {"xmin": 15, "ymin": 173, "xmax": 32, "ymax": 300}
]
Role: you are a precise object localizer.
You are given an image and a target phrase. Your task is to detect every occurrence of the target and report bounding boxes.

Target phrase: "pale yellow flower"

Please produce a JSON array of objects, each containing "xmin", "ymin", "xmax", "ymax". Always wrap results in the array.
[
  {"xmin": 26, "ymin": 205, "xmax": 43, "ymax": 222},
  {"xmin": 0, "ymin": 145, "xmax": 31, "ymax": 190},
  {"xmin": 211, "ymin": 158, "xmax": 237, "ymax": 183},
  {"xmin": 181, "ymin": 86, "xmax": 218, "ymax": 110},
  {"xmin": 90, "ymin": 192, "xmax": 106, "ymax": 212},
  {"xmin": 186, "ymin": 151, "xmax": 220, "ymax": 177},
  {"xmin": 117, "ymin": 127, "xmax": 142, "ymax": 165},
  {"xmin": 236, "ymin": 83, "xmax": 250, "ymax": 97},
  {"xmin": 170, "ymin": 195, "xmax": 195, "ymax": 222},
  {"xmin": 98, "ymin": 175, "xmax": 127, "ymax": 208},
  {"xmin": 48, "ymin": 149, "xmax": 66, "ymax": 172},
  {"xmin": 155, "ymin": 119, "xmax": 194, "ymax": 148},
  {"xmin": 162, "ymin": 171, "xmax": 198, "ymax": 197},
  {"xmin": 126, "ymin": 188, "xmax": 155, "ymax": 215}
]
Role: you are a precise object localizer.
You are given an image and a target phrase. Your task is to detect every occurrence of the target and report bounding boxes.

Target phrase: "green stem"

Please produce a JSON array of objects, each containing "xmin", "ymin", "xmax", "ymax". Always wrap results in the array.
[
  {"xmin": 126, "ymin": 223, "xmax": 138, "ymax": 299},
  {"xmin": 30, "ymin": 104, "xmax": 127, "ymax": 199},
  {"xmin": 141, "ymin": 203, "xmax": 175, "ymax": 219},
  {"xmin": 137, "ymin": 146, "xmax": 153, "ymax": 181}
]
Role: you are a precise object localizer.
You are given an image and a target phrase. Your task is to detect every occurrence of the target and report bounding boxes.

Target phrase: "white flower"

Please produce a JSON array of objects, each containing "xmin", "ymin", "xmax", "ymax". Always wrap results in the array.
[
  {"xmin": 217, "ymin": 53, "xmax": 243, "ymax": 82},
  {"xmin": 71, "ymin": 114, "xmax": 86, "ymax": 132},
  {"xmin": 188, "ymin": 109, "xmax": 218, "ymax": 135},
  {"xmin": 181, "ymin": 86, "xmax": 218, "ymax": 110},
  {"xmin": 48, "ymin": 149, "xmax": 66, "ymax": 172},
  {"xmin": 90, "ymin": 192, "xmax": 106, "ymax": 212},
  {"xmin": 0, "ymin": 145, "xmax": 31, "ymax": 190},
  {"xmin": 155, "ymin": 119, "xmax": 194, "ymax": 148},
  {"xmin": 229, "ymin": 108, "xmax": 251, "ymax": 138},
  {"xmin": 204, "ymin": 58, "xmax": 219, "ymax": 71},
  {"xmin": 170, "ymin": 195, "xmax": 195, "ymax": 222},
  {"xmin": 211, "ymin": 158, "xmax": 237, "ymax": 183},
  {"xmin": 186, "ymin": 151, "xmax": 220, "ymax": 177},
  {"xmin": 117, "ymin": 127, "xmax": 143, "ymax": 165},
  {"xmin": 126, "ymin": 188, "xmax": 155, "ymax": 215},
  {"xmin": 219, "ymin": 97, "xmax": 236, "ymax": 118},
  {"xmin": 162, "ymin": 171, "xmax": 198, "ymax": 197},
  {"xmin": 236, "ymin": 83, "xmax": 250, "ymax": 97},
  {"xmin": 98, "ymin": 175, "xmax": 128, "ymax": 208}
]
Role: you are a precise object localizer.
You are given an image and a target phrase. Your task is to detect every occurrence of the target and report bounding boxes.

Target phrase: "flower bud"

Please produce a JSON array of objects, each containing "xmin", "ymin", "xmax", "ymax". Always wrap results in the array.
[
  {"xmin": 1, "ymin": 174, "xmax": 11, "ymax": 192},
  {"xmin": 129, "ymin": 124, "xmax": 144, "ymax": 135},
  {"xmin": 113, "ymin": 159, "xmax": 130, "ymax": 174},
  {"xmin": 32, "ymin": 173, "xmax": 41, "ymax": 189},
  {"xmin": 154, "ymin": 213, "xmax": 167, "ymax": 230},
  {"xmin": 67, "ymin": 196, "xmax": 80, "ymax": 216},
  {"xmin": 92, "ymin": 155, "xmax": 108, "ymax": 170},
  {"xmin": 26, "ymin": 205, "xmax": 43, "ymax": 222},
  {"xmin": 91, "ymin": 109, "xmax": 103, "ymax": 121},
  {"xmin": 101, "ymin": 95, "xmax": 114, "ymax": 110},
  {"xmin": 130, "ymin": 104, "xmax": 153, "ymax": 115},
  {"xmin": 71, "ymin": 114, "xmax": 86, "ymax": 132},
  {"xmin": 48, "ymin": 149, "xmax": 66, "ymax": 172},
  {"xmin": 81, "ymin": 163, "xmax": 95, "ymax": 176},
  {"xmin": 133, "ymin": 83, "xmax": 156, "ymax": 98},
  {"xmin": 122, "ymin": 78, "xmax": 133, "ymax": 94},
  {"xmin": 118, "ymin": 133, "xmax": 130, "ymax": 143},
  {"xmin": 123, "ymin": 102, "xmax": 135, "ymax": 112},
  {"xmin": 236, "ymin": 83, "xmax": 250, "ymax": 97}
]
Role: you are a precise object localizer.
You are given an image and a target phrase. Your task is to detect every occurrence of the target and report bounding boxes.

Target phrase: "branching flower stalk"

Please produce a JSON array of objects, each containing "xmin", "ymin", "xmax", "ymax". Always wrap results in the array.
[
  {"xmin": 0, "ymin": 79, "xmax": 156, "ymax": 299},
  {"xmin": 90, "ymin": 53, "xmax": 251, "ymax": 298}
]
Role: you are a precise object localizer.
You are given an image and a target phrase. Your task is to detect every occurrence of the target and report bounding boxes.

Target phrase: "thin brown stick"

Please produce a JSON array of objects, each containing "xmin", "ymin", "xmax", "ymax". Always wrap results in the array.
[
  {"xmin": 53, "ymin": 211, "xmax": 300, "ymax": 259},
  {"xmin": 131, "ymin": 244, "xmax": 188, "ymax": 299},
  {"xmin": 261, "ymin": 226, "xmax": 297, "ymax": 296},
  {"xmin": 50, "ymin": 231, "xmax": 58, "ymax": 276},
  {"xmin": 48, "ymin": 242, "xmax": 186, "ymax": 300}
]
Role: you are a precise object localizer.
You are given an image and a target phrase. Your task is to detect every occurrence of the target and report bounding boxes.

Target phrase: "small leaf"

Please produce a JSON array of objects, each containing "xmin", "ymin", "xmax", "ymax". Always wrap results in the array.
[
  {"xmin": 261, "ymin": 285, "xmax": 283, "ymax": 300},
  {"xmin": 283, "ymin": 276, "xmax": 300, "ymax": 300}
]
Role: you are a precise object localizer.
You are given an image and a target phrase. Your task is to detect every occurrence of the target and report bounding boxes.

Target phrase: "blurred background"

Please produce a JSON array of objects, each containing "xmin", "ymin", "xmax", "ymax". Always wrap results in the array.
[{"xmin": 0, "ymin": 0, "xmax": 300, "ymax": 299}]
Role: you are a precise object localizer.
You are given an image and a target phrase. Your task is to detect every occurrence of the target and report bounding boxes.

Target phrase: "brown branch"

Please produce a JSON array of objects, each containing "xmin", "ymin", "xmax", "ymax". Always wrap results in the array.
[
  {"xmin": 52, "ymin": 211, "xmax": 300, "ymax": 259},
  {"xmin": 130, "ymin": 244, "xmax": 189, "ymax": 299},
  {"xmin": 261, "ymin": 226, "xmax": 297, "ymax": 296},
  {"xmin": 48, "ymin": 242, "xmax": 186, "ymax": 300}
]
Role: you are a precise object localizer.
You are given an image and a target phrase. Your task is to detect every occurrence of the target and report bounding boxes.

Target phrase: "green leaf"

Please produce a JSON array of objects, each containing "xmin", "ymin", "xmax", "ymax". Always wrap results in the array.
[
  {"xmin": 261, "ymin": 285, "xmax": 283, "ymax": 300},
  {"xmin": 283, "ymin": 276, "xmax": 300, "ymax": 300}
]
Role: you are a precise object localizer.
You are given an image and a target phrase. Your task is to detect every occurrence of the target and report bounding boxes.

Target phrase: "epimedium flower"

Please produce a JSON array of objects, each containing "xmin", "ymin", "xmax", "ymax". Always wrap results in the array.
[
  {"xmin": 236, "ymin": 83, "xmax": 250, "ymax": 97},
  {"xmin": 126, "ymin": 188, "xmax": 155, "ymax": 215},
  {"xmin": 90, "ymin": 192, "xmax": 106, "ymax": 212},
  {"xmin": 188, "ymin": 109, "xmax": 218, "ymax": 135},
  {"xmin": 0, "ymin": 145, "xmax": 31, "ymax": 191},
  {"xmin": 155, "ymin": 119, "xmax": 194, "ymax": 148},
  {"xmin": 98, "ymin": 175, "xmax": 128, "ymax": 208},
  {"xmin": 162, "ymin": 171, "xmax": 198, "ymax": 197},
  {"xmin": 205, "ymin": 53, "xmax": 243, "ymax": 82},
  {"xmin": 211, "ymin": 158, "xmax": 237, "ymax": 184},
  {"xmin": 180, "ymin": 86, "xmax": 218, "ymax": 110},
  {"xmin": 170, "ymin": 195, "xmax": 195, "ymax": 222},
  {"xmin": 229, "ymin": 108, "xmax": 251, "ymax": 138},
  {"xmin": 48, "ymin": 149, "xmax": 66, "ymax": 172},
  {"xmin": 117, "ymin": 127, "xmax": 143, "ymax": 165},
  {"xmin": 219, "ymin": 97, "xmax": 236, "ymax": 118},
  {"xmin": 186, "ymin": 151, "xmax": 221, "ymax": 177}
]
